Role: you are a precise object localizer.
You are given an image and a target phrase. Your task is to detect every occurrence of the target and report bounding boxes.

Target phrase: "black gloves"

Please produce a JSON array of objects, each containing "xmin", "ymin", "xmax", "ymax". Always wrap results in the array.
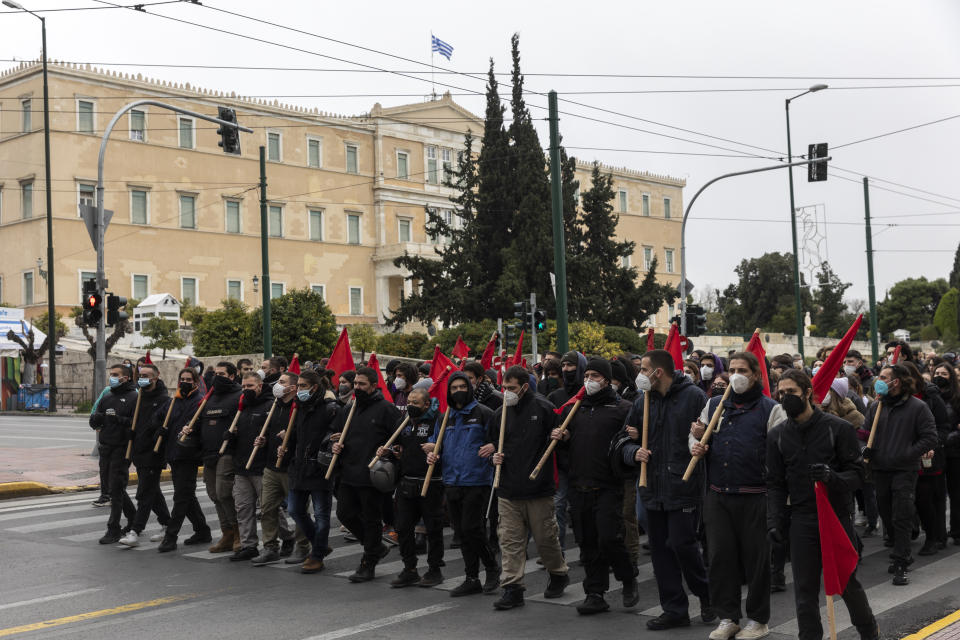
[
  {"xmin": 767, "ymin": 527, "xmax": 784, "ymax": 544},
  {"xmin": 861, "ymin": 447, "xmax": 873, "ymax": 461},
  {"xmin": 809, "ymin": 463, "xmax": 833, "ymax": 483}
]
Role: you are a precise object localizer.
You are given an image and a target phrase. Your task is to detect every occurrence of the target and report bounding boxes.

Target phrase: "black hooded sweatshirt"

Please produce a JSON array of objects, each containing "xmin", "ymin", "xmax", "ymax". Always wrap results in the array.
[
  {"xmin": 486, "ymin": 390, "xmax": 559, "ymax": 500},
  {"xmin": 200, "ymin": 377, "xmax": 242, "ymax": 463},
  {"xmin": 130, "ymin": 379, "xmax": 170, "ymax": 469},
  {"xmin": 89, "ymin": 379, "xmax": 138, "ymax": 446},
  {"xmin": 332, "ymin": 388, "xmax": 401, "ymax": 487},
  {"xmin": 287, "ymin": 389, "xmax": 339, "ymax": 491},
  {"xmin": 229, "ymin": 385, "xmax": 275, "ymax": 476},
  {"xmin": 561, "ymin": 384, "xmax": 631, "ymax": 489}
]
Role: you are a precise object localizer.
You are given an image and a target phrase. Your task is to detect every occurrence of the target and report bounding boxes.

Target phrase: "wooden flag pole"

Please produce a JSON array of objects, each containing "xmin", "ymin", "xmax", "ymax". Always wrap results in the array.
[
  {"xmin": 245, "ymin": 399, "xmax": 279, "ymax": 470},
  {"xmin": 683, "ymin": 384, "xmax": 733, "ymax": 482},
  {"xmin": 152, "ymin": 395, "xmax": 178, "ymax": 453},
  {"xmin": 864, "ymin": 399, "xmax": 883, "ymax": 464},
  {"xmin": 826, "ymin": 594, "xmax": 837, "ymax": 640},
  {"xmin": 179, "ymin": 392, "xmax": 212, "ymax": 443},
  {"xmin": 217, "ymin": 405, "xmax": 243, "ymax": 454},
  {"xmin": 638, "ymin": 390, "xmax": 651, "ymax": 487},
  {"xmin": 492, "ymin": 402, "xmax": 509, "ymax": 489},
  {"xmin": 368, "ymin": 416, "xmax": 410, "ymax": 469},
  {"xmin": 123, "ymin": 389, "xmax": 144, "ymax": 461},
  {"xmin": 421, "ymin": 408, "xmax": 451, "ymax": 496},
  {"xmin": 325, "ymin": 400, "xmax": 357, "ymax": 480},
  {"xmin": 275, "ymin": 406, "xmax": 298, "ymax": 468},
  {"xmin": 530, "ymin": 399, "xmax": 582, "ymax": 480}
]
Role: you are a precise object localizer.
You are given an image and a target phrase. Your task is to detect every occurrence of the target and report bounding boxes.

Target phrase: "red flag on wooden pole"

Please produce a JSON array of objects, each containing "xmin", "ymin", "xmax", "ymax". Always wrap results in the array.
[
  {"xmin": 366, "ymin": 353, "xmax": 393, "ymax": 403},
  {"xmin": 812, "ymin": 314, "xmax": 864, "ymax": 404},
  {"xmin": 428, "ymin": 365, "xmax": 453, "ymax": 413},
  {"xmin": 509, "ymin": 330, "xmax": 525, "ymax": 368},
  {"xmin": 327, "ymin": 328, "xmax": 355, "ymax": 383},
  {"xmin": 745, "ymin": 329, "xmax": 771, "ymax": 397},
  {"xmin": 816, "ymin": 481, "xmax": 859, "ymax": 595},
  {"xmin": 664, "ymin": 323, "xmax": 683, "ymax": 369},
  {"xmin": 288, "ymin": 353, "xmax": 301, "ymax": 374},
  {"xmin": 144, "ymin": 350, "xmax": 153, "ymax": 365},
  {"xmin": 480, "ymin": 332, "xmax": 497, "ymax": 370},
  {"xmin": 646, "ymin": 328, "xmax": 655, "ymax": 352},
  {"xmin": 452, "ymin": 335, "xmax": 470, "ymax": 361},
  {"xmin": 429, "ymin": 345, "xmax": 455, "ymax": 381},
  {"xmin": 553, "ymin": 386, "xmax": 586, "ymax": 416}
]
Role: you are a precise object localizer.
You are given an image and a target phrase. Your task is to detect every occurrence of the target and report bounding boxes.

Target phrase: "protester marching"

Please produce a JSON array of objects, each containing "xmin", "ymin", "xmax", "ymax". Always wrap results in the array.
[{"xmin": 85, "ymin": 319, "xmax": 960, "ymax": 640}]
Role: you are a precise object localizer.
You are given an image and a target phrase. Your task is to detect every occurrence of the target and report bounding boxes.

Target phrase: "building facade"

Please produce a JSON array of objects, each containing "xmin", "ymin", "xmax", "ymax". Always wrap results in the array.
[{"xmin": 0, "ymin": 61, "xmax": 684, "ymax": 331}]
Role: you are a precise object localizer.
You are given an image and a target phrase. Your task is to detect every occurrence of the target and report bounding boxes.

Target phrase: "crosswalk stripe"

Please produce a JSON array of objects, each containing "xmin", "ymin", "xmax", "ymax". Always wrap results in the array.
[
  {"xmin": 434, "ymin": 546, "xmax": 582, "ymax": 592},
  {"xmin": 532, "ymin": 552, "xmax": 650, "ymax": 606}
]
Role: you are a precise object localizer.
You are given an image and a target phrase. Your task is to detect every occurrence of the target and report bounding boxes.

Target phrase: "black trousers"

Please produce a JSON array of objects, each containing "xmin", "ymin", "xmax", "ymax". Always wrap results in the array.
[
  {"xmin": 771, "ymin": 505, "xmax": 791, "ymax": 584},
  {"xmin": 916, "ymin": 474, "xmax": 947, "ymax": 544},
  {"xmin": 131, "ymin": 465, "xmax": 170, "ymax": 533},
  {"xmin": 337, "ymin": 483, "xmax": 384, "ymax": 565},
  {"xmin": 445, "ymin": 485, "xmax": 497, "ymax": 578},
  {"xmin": 947, "ymin": 457, "xmax": 960, "ymax": 539},
  {"xmin": 166, "ymin": 461, "xmax": 208, "ymax": 538},
  {"xmin": 569, "ymin": 487, "xmax": 636, "ymax": 597},
  {"xmin": 874, "ymin": 470, "xmax": 917, "ymax": 563},
  {"xmin": 790, "ymin": 511, "xmax": 876, "ymax": 640},
  {"xmin": 99, "ymin": 444, "xmax": 135, "ymax": 532},
  {"xmin": 396, "ymin": 478, "xmax": 444, "ymax": 571},
  {"xmin": 646, "ymin": 505, "xmax": 710, "ymax": 616},
  {"xmin": 703, "ymin": 491, "xmax": 771, "ymax": 624}
]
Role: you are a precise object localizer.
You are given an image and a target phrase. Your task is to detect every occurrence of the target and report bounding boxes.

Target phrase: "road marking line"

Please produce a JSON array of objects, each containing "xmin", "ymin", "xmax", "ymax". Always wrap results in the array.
[
  {"xmin": 0, "ymin": 588, "xmax": 102, "ymax": 611},
  {"xmin": 299, "ymin": 603, "xmax": 456, "ymax": 640},
  {"xmin": 0, "ymin": 593, "xmax": 196, "ymax": 638},
  {"xmin": 436, "ymin": 546, "xmax": 581, "ymax": 592},
  {"xmin": 0, "ymin": 435, "xmax": 92, "ymax": 442},
  {"xmin": 902, "ymin": 607, "xmax": 960, "ymax": 640}
]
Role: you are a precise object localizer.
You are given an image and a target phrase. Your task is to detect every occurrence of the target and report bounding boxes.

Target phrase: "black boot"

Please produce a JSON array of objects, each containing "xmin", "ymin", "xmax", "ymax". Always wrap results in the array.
[
  {"xmin": 348, "ymin": 561, "xmax": 376, "ymax": 583},
  {"xmin": 621, "ymin": 577, "xmax": 639, "ymax": 608},
  {"xmin": 157, "ymin": 535, "xmax": 177, "ymax": 553},
  {"xmin": 449, "ymin": 577, "xmax": 482, "ymax": 597},
  {"xmin": 183, "ymin": 528, "xmax": 212, "ymax": 545},
  {"xmin": 543, "ymin": 573, "xmax": 569, "ymax": 599},
  {"xmin": 576, "ymin": 593, "xmax": 610, "ymax": 615},
  {"xmin": 892, "ymin": 563, "xmax": 909, "ymax": 586},
  {"xmin": 493, "ymin": 585, "xmax": 524, "ymax": 610},
  {"xmin": 390, "ymin": 568, "xmax": 420, "ymax": 588}
]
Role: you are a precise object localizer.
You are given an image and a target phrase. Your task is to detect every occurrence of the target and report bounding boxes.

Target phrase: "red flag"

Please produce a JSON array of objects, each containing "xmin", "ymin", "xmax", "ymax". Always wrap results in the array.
[
  {"xmin": 553, "ymin": 387, "xmax": 586, "ymax": 415},
  {"xmin": 815, "ymin": 481, "xmax": 859, "ymax": 595},
  {"xmin": 429, "ymin": 345, "xmax": 455, "ymax": 381},
  {"xmin": 812, "ymin": 314, "xmax": 864, "ymax": 404},
  {"xmin": 891, "ymin": 345, "xmax": 901, "ymax": 365},
  {"xmin": 428, "ymin": 365, "xmax": 453, "ymax": 413},
  {"xmin": 144, "ymin": 350, "xmax": 153, "ymax": 365},
  {"xmin": 646, "ymin": 328, "xmax": 655, "ymax": 352},
  {"xmin": 366, "ymin": 353, "xmax": 393, "ymax": 403},
  {"xmin": 745, "ymin": 330, "xmax": 771, "ymax": 397},
  {"xmin": 327, "ymin": 328, "xmax": 355, "ymax": 383},
  {"xmin": 664, "ymin": 323, "xmax": 683, "ymax": 369},
  {"xmin": 480, "ymin": 332, "xmax": 497, "ymax": 370},
  {"xmin": 288, "ymin": 353, "xmax": 301, "ymax": 375},
  {"xmin": 509, "ymin": 330, "xmax": 525, "ymax": 368},
  {"xmin": 452, "ymin": 335, "xmax": 470, "ymax": 361}
]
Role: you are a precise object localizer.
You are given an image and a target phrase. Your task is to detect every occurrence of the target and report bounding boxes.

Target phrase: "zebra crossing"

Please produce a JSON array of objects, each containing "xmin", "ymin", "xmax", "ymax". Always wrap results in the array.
[{"xmin": 1, "ymin": 486, "xmax": 958, "ymax": 637}]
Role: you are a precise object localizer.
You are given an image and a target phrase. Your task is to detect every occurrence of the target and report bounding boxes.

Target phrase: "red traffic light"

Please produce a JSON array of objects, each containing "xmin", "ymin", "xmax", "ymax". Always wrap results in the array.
[{"xmin": 87, "ymin": 294, "xmax": 98, "ymax": 307}]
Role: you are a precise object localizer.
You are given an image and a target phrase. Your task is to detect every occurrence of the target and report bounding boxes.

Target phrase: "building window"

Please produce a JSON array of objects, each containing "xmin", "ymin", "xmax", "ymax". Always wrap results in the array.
[
  {"xmin": 311, "ymin": 284, "xmax": 326, "ymax": 300},
  {"xmin": 21, "ymin": 182, "xmax": 32, "ymax": 219},
  {"xmin": 345, "ymin": 144, "xmax": 358, "ymax": 174},
  {"xmin": 307, "ymin": 137, "xmax": 322, "ymax": 168},
  {"xmin": 132, "ymin": 274, "xmax": 149, "ymax": 300},
  {"xmin": 442, "ymin": 148, "xmax": 453, "ymax": 183},
  {"xmin": 349, "ymin": 287, "xmax": 362, "ymax": 315},
  {"xmin": 77, "ymin": 100, "xmax": 94, "ymax": 133},
  {"xmin": 269, "ymin": 205, "xmax": 283, "ymax": 238},
  {"xmin": 309, "ymin": 209, "xmax": 323, "ymax": 241},
  {"xmin": 271, "ymin": 282, "xmax": 285, "ymax": 299},
  {"xmin": 665, "ymin": 248, "xmax": 675, "ymax": 273},
  {"xmin": 225, "ymin": 200, "xmax": 241, "ymax": 233},
  {"xmin": 642, "ymin": 193, "xmax": 650, "ymax": 217},
  {"xmin": 129, "ymin": 109, "xmax": 145, "ymax": 141},
  {"xmin": 178, "ymin": 116, "xmax": 194, "ymax": 149},
  {"xmin": 347, "ymin": 213, "xmax": 361, "ymax": 245},
  {"xmin": 621, "ymin": 254, "xmax": 631, "ymax": 268},
  {"xmin": 179, "ymin": 194, "xmax": 196, "ymax": 229},
  {"xmin": 643, "ymin": 246, "xmax": 653, "ymax": 270},
  {"xmin": 21, "ymin": 99, "xmax": 31, "ymax": 133},
  {"xmin": 130, "ymin": 189, "xmax": 148, "ymax": 224},
  {"xmin": 426, "ymin": 146, "xmax": 438, "ymax": 184},
  {"xmin": 226, "ymin": 279, "xmax": 242, "ymax": 302},
  {"xmin": 22, "ymin": 271, "xmax": 34, "ymax": 306},
  {"xmin": 267, "ymin": 131, "xmax": 281, "ymax": 162},
  {"xmin": 181, "ymin": 277, "xmax": 197, "ymax": 305},
  {"xmin": 618, "ymin": 190, "xmax": 627, "ymax": 213},
  {"xmin": 79, "ymin": 270, "xmax": 96, "ymax": 303},
  {"xmin": 398, "ymin": 218, "xmax": 412, "ymax": 243},
  {"xmin": 663, "ymin": 197, "xmax": 671, "ymax": 219},
  {"xmin": 668, "ymin": 303, "xmax": 676, "ymax": 319},
  {"xmin": 397, "ymin": 151, "xmax": 409, "ymax": 180},
  {"xmin": 78, "ymin": 184, "xmax": 95, "ymax": 217}
]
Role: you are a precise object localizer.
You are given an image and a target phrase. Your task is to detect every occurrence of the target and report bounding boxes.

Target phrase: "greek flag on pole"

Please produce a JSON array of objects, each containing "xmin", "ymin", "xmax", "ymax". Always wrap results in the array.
[{"xmin": 431, "ymin": 35, "xmax": 454, "ymax": 60}]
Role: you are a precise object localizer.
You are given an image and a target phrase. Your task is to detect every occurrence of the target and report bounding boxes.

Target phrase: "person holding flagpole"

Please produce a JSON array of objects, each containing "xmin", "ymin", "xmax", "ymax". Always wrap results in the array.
[{"xmin": 767, "ymin": 369, "xmax": 879, "ymax": 640}]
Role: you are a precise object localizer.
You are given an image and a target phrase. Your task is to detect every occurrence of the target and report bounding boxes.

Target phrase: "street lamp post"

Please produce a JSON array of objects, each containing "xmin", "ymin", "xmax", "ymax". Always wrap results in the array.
[
  {"xmin": 4, "ymin": 0, "xmax": 57, "ymax": 411},
  {"xmin": 785, "ymin": 83, "xmax": 827, "ymax": 361}
]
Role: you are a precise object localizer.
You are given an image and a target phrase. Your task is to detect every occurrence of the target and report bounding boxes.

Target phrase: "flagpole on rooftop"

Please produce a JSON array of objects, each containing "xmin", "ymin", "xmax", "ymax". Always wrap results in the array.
[{"xmin": 430, "ymin": 31, "xmax": 436, "ymax": 99}]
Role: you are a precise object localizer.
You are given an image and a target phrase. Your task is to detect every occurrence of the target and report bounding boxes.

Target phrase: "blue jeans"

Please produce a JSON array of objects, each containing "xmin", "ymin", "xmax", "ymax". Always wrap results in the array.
[
  {"xmin": 554, "ymin": 469, "xmax": 569, "ymax": 548},
  {"xmin": 288, "ymin": 488, "xmax": 332, "ymax": 561}
]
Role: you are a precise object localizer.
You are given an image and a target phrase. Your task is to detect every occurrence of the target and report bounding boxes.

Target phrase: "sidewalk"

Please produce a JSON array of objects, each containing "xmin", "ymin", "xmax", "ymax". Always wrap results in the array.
[
  {"xmin": 903, "ymin": 610, "xmax": 960, "ymax": 640},
  {"xmin": 0, "ymin": 444, "xmax": 101, "ymax": 493}
]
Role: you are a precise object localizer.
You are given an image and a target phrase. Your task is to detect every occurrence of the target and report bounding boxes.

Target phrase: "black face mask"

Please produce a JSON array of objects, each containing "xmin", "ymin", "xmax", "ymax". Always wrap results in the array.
[
  {"xmin": 781, "ymin": 394, "xmax": 808, "ymax": 419},
  {"xmin": 933, "ymin": 376, "xmax": 950, "ymax": 390},
  {"xmin": 406, "ymin": 405, "xmax": 424, "ymax": 419},
  {"xmin": 178, "ymin": 382, "xmax": 194, "ymax": 396},
  {"xmin": 544, "ymin": 377, "xmax": 560, "ymax": 392},
  {"xmin": 213, "ymin": 376, "xmax": 233, "ymax": 392},
  {"xmin": 338, "ymin": 383, "xmax": 352, "ymax": 397},
  {"xmin": 354, "ymin": 388, "xmax": 372, "ymax": 405},
  {"xmin": 241, "ymin": 389, "xmax": 257, "ymax": 405},
  {"xmin": 451, "ymin": 390, "xmax": 472, "ymax": 408},
  {"xmin": 562, "ymin": 370, "xmax": 577, "ymax": 385}
]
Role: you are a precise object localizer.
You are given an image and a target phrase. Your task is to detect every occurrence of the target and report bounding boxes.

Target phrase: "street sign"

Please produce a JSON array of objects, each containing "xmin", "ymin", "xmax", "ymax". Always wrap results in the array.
[
  {"xmin": 79, "ymin": 204, "xmax": 114, "ymax": 250},
  {"xmin": 807, "ymin": 143, "xmax": 828, "ymax": 182}
]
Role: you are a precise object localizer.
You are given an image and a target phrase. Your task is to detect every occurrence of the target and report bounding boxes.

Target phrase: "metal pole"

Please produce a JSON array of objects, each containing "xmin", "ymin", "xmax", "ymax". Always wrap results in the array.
[
  {"xmin": 530, "ymin": 292, "xmax": 538, "ymax": 364},
  {"xmin": 259, "ymin": 146, "xmax": 272, "ymax": 358},
  {"xmin": 547, "ymin": 91, "xmax": 569, "ymax": 352},
  {"xmin": 785, "ymin": 98, "xmax": 805, "ymax": 360},
  {"xmin": 863, "ymin": 177, "xmax": 879, "ymax": 363},
  {"xmin": 39, "ymin": 16, "xmax": 56, "ymax": 412}
]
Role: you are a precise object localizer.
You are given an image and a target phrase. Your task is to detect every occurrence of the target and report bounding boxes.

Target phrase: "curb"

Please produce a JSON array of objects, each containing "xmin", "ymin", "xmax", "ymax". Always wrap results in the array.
[
  {"xmin": 902, "ymin": 609, "xmax": 960, "ymax": 640},
  {"xmin": 0, "ymin": 467, "xmax": 195, "ymax": 500}
]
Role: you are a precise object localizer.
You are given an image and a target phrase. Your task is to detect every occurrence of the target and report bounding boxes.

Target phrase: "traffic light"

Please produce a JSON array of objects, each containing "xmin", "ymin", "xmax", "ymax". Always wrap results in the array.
[
  {"xmin": 685, "ymin": 304, "xmax": 708, "ymax": 337},
  {"xmin": 504, "ymin": 323, "xmax": 520, "ymax": 349},
  {"xmin": 513, "ymin": 300, "xmax": 529, "ymax": 333},
  {"xmin": 106, "ymin": 294, "xmax": 128, "ymax": 327},
  {"xmin": 533, "ymin": 310, "xmax": 546, "ymax": 332},
  {"xmin": 82, "ymin": 279, "xmax": 102, "ymax": 326},
  {"xmin": 217, "ymin": 106, "xmax": 241, "ymax": 155},
  {"xmin": 807, "ymin": 142, "xmax": 828, "ymax": 182}
]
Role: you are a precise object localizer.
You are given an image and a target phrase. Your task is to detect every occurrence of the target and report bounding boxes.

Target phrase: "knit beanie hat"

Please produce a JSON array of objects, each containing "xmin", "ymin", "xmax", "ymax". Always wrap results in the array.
[{"xmin": 585, "ymin": 357, "xmax": 613, "ymax": 382}]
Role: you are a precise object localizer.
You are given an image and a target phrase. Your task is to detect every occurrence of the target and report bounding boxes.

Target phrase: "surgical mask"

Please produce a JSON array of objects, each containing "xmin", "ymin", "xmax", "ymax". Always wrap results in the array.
[
  {"xmin": 843, "ymin": 365, "xmax": 857, "ymax": 376},
  {"xmin": 729, "ymin": 373, "xmax": 751, "ymax": 395},
  {"xmin": 296, "ymin": 389, "xmax": 312, "ymax": 402},
  {"xmin": 256, "ymin": 369, "xmax": 266, "ymax": 380},
  {"xmin": 108, "ymin": 376, "xmax": 121, "ymax": 388},
  {"xmin": 781, "ymin": 394, "xmax": 807, "ymax": 419},
  {"xmin": 503, "ymin": 390, "xmax": 519, "ymax": 407},
  {"xmin": 338, "ymin": 383, "xmax": 352, "ymax": 396},
  {"xmin": 273, "ymin": 382, "xmax": 287, "ymax": 399},
  {"xmin": 700, "ymin": 365, "xmax": 714, "ymax": 381},
  {"xmin": 584, "ymin": 379, "xmax": 603, "ymax": 396},
  {"xmin": 635, "ymin": 373, "xmax": 651, "ymax": 392},
  {"xmin": 811, "ymin": 367, "xmax": 821, "ymax": 377},
  {"xmin": 137, "ymin": 378, "xmax": 151, "ymax": 388},
  {"xmin": 393, "ymin": 377, "xmax": 407, "ymax": 391},
  {"xmin": 683, "ymin": 373, "xmax": 694, "ymax": 383},
  {"xmin": 611, "ymin": 382, "xmax": 621, "ymax": 392},
  {"xmin": 873, "ymin": 379, "xmax": 889, "ymax": 396}
]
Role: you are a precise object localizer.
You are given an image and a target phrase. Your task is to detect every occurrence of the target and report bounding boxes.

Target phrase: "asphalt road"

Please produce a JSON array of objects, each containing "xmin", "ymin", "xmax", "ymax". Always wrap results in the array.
[
  {"xmin": 0, "ymin": 415, "xmax": 94, "ymax": 450},
  {"xmin": 0, "ymin": 487, "xmax": 957, "ymax": 639},
  {"xmin": 0, "ymin": 415, "xmax": 99, "ymax": 485}
]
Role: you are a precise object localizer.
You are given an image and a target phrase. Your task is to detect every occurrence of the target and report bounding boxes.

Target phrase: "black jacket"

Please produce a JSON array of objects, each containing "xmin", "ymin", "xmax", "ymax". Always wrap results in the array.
[
  {"xmin": 333, "ymin": 389, "xmax": 401, "ymax": 487},
  {"xmin": 163, "ymin": 388, "xmax": 204, "ymax": 465},
  {"xmin": 702, "ymin": 385, "xmax": 777, "ymax": 494},
  {"xmin": 89, "ymin": 380, "xmax": 138, "ymax": 446},
  {"xmin": 288, "ymin": 390, "xmax": 339, "ymax": 491},
  {"xmin": 562, "ymin": 385, "xmax": 632, "ymax": 490},
  {"xmin": 624, "ymin": 373, "xmax": 708, "ymax": 510},
  {"xmin": 200, "ymin": 380, "xmax": 242, "ymax": 462},
  {"xmin": 130, "ymin": 380, "xmax": 171, "ymax": 469},
  {"xmin": 395, "ymin": 407, "xmax": 440, "ymax": 479},
  {"xmin": 228, "ymin": 388, "xmax": 275, "ymax": 476},
  {"xmin": 766, "ymin": 409, "xmax": 864, "ymax": 529},
  {"xmin": 918, "ymin": 383, "xmax": 952, "ymax": 474},
  {"xmin": 265, "ymin": 397, "xmax": 297, "ymax": 473},
  {"xmin": 863, "ymin": 393, "xmax": 938, "ymax": 472},
  {"xmin": 486, "ymin": 392, "xmax": 559, "ymax": 500}
]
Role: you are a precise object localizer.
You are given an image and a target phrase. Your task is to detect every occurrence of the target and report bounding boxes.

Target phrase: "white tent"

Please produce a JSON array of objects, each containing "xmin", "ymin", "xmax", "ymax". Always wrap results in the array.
[{"xmin": 0, "ymin": 308, "xmax": 47, "ymax": 358}]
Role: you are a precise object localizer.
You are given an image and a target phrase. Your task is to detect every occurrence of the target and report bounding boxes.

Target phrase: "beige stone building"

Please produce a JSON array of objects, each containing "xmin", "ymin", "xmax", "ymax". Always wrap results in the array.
[{"xmin": 0, "ymin": 61, "xmax": 684, "ymax": 332}]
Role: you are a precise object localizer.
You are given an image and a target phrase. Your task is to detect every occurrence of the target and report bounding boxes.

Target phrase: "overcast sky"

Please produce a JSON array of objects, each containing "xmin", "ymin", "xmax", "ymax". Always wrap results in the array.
[{"xmin": 3, "ymin": 0, "xmax": 959, "ymax": 309}]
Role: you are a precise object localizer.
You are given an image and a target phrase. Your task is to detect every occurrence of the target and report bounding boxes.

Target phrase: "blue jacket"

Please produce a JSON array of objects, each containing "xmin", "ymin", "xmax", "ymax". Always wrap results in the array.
[
  {"xmin": 703, "ymin": 385, "xmax": 777, "ymax": 494},
  {"xmin": 431, "ymin": 372, "xmax": 494, "ymax": 487}
]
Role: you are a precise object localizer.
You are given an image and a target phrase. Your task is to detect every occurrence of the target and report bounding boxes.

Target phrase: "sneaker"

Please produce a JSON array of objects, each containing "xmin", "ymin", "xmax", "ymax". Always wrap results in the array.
[
  {"xmin": 709, "ymin": 620, "xmax": 741, "ymax": 640},
  {"xmin": 251, "ymin": 549, "xmax": 281, "ymax": 566},
  {"xmin": 92, "ymin": 495, "xmax": 111, "ymax": 508},
  {"xmin": 230, "ymin": 547, "xmax": 259, "ymax": 562},
  {"xmin": 854, "ymin": 513, "xmax": 867, "ymax": 527},
  {"xmin": 118, "ymin": 530, "xmax": 140, "ymax": 547},
  {"xmin": 285, "ymin": 546, "xmax": 310, "ymax": 564},
  {"xmin": 157, "ymin": 535, "xmax": 177, "ymax": 553},
  {"xmin": 892, "ymin": 564, "xmax": 909, "ymax": 586},
  {"xmin": 577, "ymin": 594, "xmax": 610, "ymax": 615},
  {"xmin": 735, "ymin": 620, "xmax": 769, "ymax": 639},
  {"xmin": 98, "ymin": 530, "xmax": 122, "ymax": 545},
  {"xmin": 343, "ymin": 530, "xmax": 359, "ymax": 543},
  {"xmin": 493, "ymin": 585, "xmax": 524, "ymax": 610},
  {"xmin": 543, "ymin": 573, "xmax": 569, "ymax": 599},
  {"xmin": 449, "ymin": 577, "xmax": 483, "ymax": 597},
  {"xmin": 183, "ymin": 529, "xmax": 212, "ymax": 545},
  {"xmin": 418, "ymin": 567, "xmax": 444, "ymax": 587},
  {"xmin": 646, "ymin": 612, "xmax": 691, "ymax": 630},
  {"xmin": 382, "ymin": 526, "xmax": 399, "ymax": 546},
  {"xmin": 348, "ymin": 562, "xmax": 375, "ymax": 583},
  {"xmin": 390, "ymin": 568, "xmax": 420, "ymax": 588},
  {"xmin": 622, "ymin": 577, "xmax": 639, "ymax": 608},
  {"xmin": 149, "ymin": 529, "xmax": 166, "ymax": 543}
]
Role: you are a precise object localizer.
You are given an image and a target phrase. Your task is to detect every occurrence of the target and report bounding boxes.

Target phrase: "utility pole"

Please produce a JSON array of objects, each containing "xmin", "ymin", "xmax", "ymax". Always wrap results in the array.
[
  {"xmin": 530, "ymin": 291, "xmax": 538, "ymax": 364},
  {"xmin": 547, "ymin": 91, "xmax": 569, "ymax": 353},
  {"xmin": 863, "ymin": 177, "xmax": 879, "ymax": 364},
  {"xmin": 259, "ymin": 146, "xmax": 272, "ymax": 358}
]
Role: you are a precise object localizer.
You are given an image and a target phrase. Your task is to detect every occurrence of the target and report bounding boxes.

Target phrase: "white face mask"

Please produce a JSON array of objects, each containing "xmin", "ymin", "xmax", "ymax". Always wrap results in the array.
[
  {"xmin": 611, "ymin": 381, "xmax": 620, "ymax": 392},
  {"xmin": 393, "ymin": 377, "xmax": 407, "ymax": 391},
  {"xmin": 256, "ymin": 369, "xmax": 266, "ymax": 380},
  {"xmin": 272, "ymin": 382, "xmax": 286, "ymax": 399},
  {"xmin": 811, "ymin": 367, "xmax": 821, "ymax": 377},
  {"xmin": 635, "ymin": 373, "xmax": 651, "ymax": 392},
  {"xmin": 503, "ymin": 390, "xmax": 519, "ymax": 407},
  {"xmin": 684, "ymin": 373, "xmax": 694, "ymax": 383},
  {"xmin": 584, "ymin": 379, "xmax": 603, "ymax": 396},
  {"xmin": 794, "ymin": 360, "xmax": 803, "ymax": 369},
  {"xmin": 729, "ymin": 373, "xmax": 751, "ymax": 394},
  {"xmin": 843, "ymin": 365, "xmax": 857, "ymax": 376},
  {"xmin": 700, "ymin": 365, "xmax": 714, "ymax": 381}
]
